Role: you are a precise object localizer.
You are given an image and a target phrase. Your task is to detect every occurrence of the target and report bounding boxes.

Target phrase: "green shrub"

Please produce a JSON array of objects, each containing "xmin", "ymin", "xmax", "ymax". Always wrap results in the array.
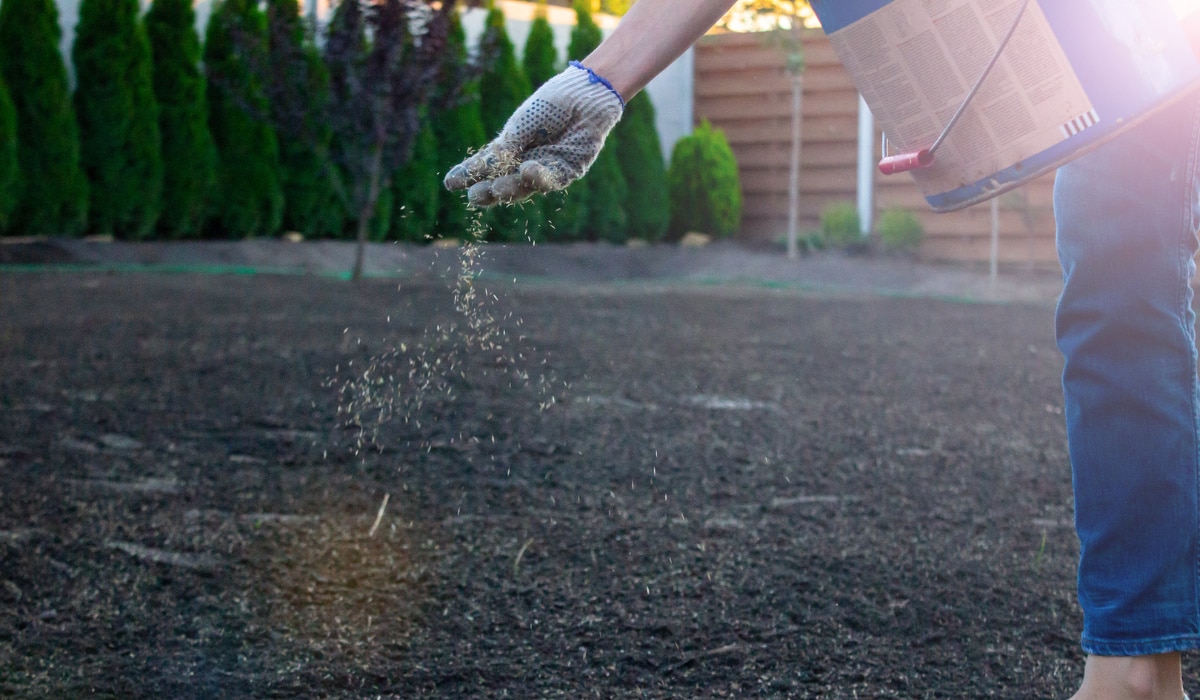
[
  {"xmin": 204, "ymin": 0, "xmax": 284, "ymax": 238},
  {"xmin": 73, "ymin": 0, "xmax": 164, "ymax": 239},
  {"xmin": 431, "ymin": 12, "xmax": 485, "ymax": 241},
  {"xmin": 477, "ymin": 4, "xmax": 543, "ymax": 242},
  {"xmin": 820, "ymin": 201, "xmax": 861, "ymax": 248},
  {"xmin": 613, "ymin": 92, "xmax": 667, "ymax": 242},
  {"xmin": 145, "ymin": 0, "xmax": 217, "ymax": 238},
  {"xmin": 0, "ymin": 75, "xmax": 17, "ymax": 231},
  {"xmin": 522, "ymin": 7, "xmax": 558, "ymax": 90},
  {"xmin": 0, "ymin": 0, "xmax": 89, "ymax": 236},
  {"xmin": 266, "ymin": 0, "xmax": 344, "ymax": 239},
  {"xmin": 876, "ymin": 207, "xmax": 924, "ymax": 251},
  {"xmin": 666, "ymin": 120, "xmax": 742, "ymax": 239}
]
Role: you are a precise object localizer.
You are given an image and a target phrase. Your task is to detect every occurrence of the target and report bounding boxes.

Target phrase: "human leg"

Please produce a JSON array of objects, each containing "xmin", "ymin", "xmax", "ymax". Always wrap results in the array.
[
  {"xmin": 1054, "ymin": 90, "xmax": 1200, "ymax": 696},
  {"xmin": 1070, "ymin": 653, "xmax": 1183, "ymax": 700}
]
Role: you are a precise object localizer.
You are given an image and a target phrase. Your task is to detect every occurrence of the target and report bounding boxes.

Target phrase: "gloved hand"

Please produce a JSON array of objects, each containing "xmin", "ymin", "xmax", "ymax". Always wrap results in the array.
[{"xmin": 444, "ymin": 62, "xmax": 625, "ymax": 207}]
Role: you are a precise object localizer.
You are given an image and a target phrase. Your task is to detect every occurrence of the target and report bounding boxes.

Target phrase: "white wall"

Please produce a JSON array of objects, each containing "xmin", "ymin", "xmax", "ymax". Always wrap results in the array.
[{"xmin": 47, "ymin": 0, "xmax": 693, "ymax": 160}]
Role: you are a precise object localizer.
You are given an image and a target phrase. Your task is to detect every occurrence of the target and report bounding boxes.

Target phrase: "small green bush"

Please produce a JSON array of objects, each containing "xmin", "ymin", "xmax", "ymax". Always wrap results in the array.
[
  {"xmin": 820, "ymin": 201, "xmax": 861, "ymax": 248},
  {"xmin": 666, "ymin": 119, "xmax": 742, "ymax": 239},
  {"xmin": 876, "ymin": 207, "xmax": 924, "ymax": 251}
]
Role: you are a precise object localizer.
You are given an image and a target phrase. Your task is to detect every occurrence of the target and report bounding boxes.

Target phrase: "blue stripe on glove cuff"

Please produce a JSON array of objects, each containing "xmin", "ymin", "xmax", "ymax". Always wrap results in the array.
[{"xmin": 568, "ymin": 61, "xmax": 626, "ymax": 110}]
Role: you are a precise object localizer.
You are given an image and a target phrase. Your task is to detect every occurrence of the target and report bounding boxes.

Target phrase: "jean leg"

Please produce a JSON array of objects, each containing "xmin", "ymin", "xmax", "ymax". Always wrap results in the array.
[{"xmin": 1054, "ymin": 91, "xmax": 1200, "ymax": 655}]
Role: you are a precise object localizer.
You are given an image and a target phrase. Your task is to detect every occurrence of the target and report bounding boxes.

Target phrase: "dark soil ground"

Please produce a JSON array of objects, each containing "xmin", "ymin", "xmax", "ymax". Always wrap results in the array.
[{"xmin": 0, "ymin": 241, "xmax": 1186, "ymax": 698}]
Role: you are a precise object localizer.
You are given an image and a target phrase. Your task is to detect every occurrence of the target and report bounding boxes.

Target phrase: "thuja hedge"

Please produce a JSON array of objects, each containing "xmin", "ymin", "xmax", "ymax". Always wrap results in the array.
[
  {"xmin": 431, "ymin": 11, "xmax": 486, "ymax": 241},
  {"xmin": 478, "ymin": 4, "xmax": 543, "ymax": 243},
  {"xmin": 0, "ymin": 0, "xmax": 88, "ymax": 237},
  {"xmin": 145, "ymin": 0, "xmax": 216, "ymax": 239},
  {"xmin": 392, "ymin": 117, "xmax": 440, "ymax": 243},
  {"xmin": 0, "ymin": 0, "xmax": 714, "ymax": 244},
  {"xmin": 557, "ymin": 0, "xmax": 627, "ymax": 243},
  {"xmin": 613, "ymin": 92, "xmax": 668, "ymax": 242},
  {"xmin": 266, "ymin": 0, "xmax": 344, "ymax": 239},
  {"xmin": 522, "ymin": 10, "xmax": 557, "ymax": 90},
  {"xmin": 204, "ymin": 0, "xmax": 284, "ymax": 238},
  {"xmin": 73, "ymin": 0, "xmax": 164, "ymax": 239},
  {"xmin": 0, "ymin": 75, "xmax": 16, "ymax": 230}
]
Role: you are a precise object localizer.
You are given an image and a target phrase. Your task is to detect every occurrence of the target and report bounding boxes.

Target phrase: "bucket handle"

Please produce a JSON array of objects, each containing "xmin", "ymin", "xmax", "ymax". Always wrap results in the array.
[{"xmin": 878, "ymin": 0, "xmax": 1031, "ymax": 175}]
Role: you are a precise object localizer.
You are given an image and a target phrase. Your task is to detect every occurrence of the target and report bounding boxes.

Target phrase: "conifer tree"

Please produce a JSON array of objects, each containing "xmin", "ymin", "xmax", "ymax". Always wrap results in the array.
[
  {"xmin": 0, "ymin": 75, "xmax": 17, "ymax": 232},
  {"xmin": 563, "ymin": 0, "xmax": 626, "ymax": 242},
  {"xmin": 392, "ymin": 116, "xmax": 439, "ymax": 242},
  {"xmin": 431, "ymin": 12, "xmax": 485, "ymax": 241},
  {"xmin": 73, "ymin": 0, "xmax": 164, "ymax": 239},
  {"xmin": 146, "ymin": 0, "xmax": 217, "ymax": 238},
  {"xmin": 522, "ymin": 5, "xmax": 558, "ymax": 90},
  {"xmin": 568, "ymin": 0, "xmax": 602, "ymax": 60},
  {"xmin": 613, "ymin": 92, "xmax": 667, "ymax": 241},
  {"xmin": 477, "ymin": 4, "xmax": 543, "ymax": 243},
  {"xmin": 583, "ymin": 143, "xmax": 627, "ymax": 242},
  {"xmin": 204, "ymin": 0, "xmax": 284, "ymax": 238},
  {"xmin": 266, "ymin": 0, "xmax": 344, "ymax": 239},
  {"xmin": 0, "ymin": 0, "xmax": 88, "ymax": 236},
  {"xmin": 520, "ymin": 5, "xmax": 562, "ymax": 238}
]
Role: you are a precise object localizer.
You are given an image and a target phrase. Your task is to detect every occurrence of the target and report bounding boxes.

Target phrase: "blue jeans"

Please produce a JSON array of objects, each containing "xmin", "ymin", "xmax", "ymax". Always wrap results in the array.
[{"xmin": 1054, "ymin": 90, "xmax": 1200, "ymax": 656}]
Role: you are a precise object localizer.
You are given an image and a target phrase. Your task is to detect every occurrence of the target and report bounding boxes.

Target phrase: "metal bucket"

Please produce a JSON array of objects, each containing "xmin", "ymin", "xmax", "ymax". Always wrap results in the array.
[{"xmin": 810, "ymin": 0, "xmax": 1200, "ymax": 211}]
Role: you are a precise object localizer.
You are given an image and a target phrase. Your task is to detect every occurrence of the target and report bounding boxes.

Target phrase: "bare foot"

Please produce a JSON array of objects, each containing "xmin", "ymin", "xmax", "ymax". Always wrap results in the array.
[{"xmin": 1070, "ymin": 653, "xmax": 1185, "ymax": 700}]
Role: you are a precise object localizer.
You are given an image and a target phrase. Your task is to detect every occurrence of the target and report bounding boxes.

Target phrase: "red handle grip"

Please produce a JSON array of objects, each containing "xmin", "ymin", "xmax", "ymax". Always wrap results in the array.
[{"xmin": 878, "ymin": 149, "xmax": 934, "ymax": 175}]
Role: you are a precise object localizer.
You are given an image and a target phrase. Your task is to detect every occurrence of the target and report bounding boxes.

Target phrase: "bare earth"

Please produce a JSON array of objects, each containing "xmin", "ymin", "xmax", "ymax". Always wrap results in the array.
[{"xmin": 2, "ymin": 239, "xmax": 1174, "ymax": 699}]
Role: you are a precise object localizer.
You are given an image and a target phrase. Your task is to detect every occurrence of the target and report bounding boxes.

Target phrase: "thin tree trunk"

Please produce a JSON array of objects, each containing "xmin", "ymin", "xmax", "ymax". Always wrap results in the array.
[
  {"xmin": 786, "ymin": 74, "xmax": 803, "ymax": 260},
  {"xmin": 352, "ymin": 143, "xmax": 385, "ymax": 281}
]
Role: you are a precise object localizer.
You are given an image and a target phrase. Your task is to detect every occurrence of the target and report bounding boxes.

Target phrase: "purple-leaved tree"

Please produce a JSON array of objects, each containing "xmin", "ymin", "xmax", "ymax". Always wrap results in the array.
[
  {"xmin": 324, "ymin": 0, "xmax": 477, "ymax": 279},
  {"xmin": 235, "ymin": 0, "xmax": 480, "ymax": 278}
]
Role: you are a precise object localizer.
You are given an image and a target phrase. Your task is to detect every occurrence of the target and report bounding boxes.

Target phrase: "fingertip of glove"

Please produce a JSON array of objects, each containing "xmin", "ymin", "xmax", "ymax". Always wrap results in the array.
[
  {"xmin": 490, "ymin": 174, "xmax": 528, "ymax": 201},
  {"xmin": 518, "ymin": 162, "xmax": 564, "ymax": 193},
  {"xmin": 443, "ymin": 172, "xmax": 465, "ymax": 191},
  {"xmin": 466, "ymin": 181, "xmax": 498, "ymax": 208}
]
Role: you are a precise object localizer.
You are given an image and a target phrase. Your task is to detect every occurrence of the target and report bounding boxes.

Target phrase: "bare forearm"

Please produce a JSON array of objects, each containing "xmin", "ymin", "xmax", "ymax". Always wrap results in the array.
[{"xmin": 580, "ymin": 0, "xmax": 737, "ymax": 99}]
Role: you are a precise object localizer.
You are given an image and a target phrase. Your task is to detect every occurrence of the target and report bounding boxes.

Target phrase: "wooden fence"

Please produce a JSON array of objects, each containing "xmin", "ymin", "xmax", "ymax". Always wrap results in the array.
[{"xmin": 693, "ymin": 31, "xmax": 1058, "ymax": 268}]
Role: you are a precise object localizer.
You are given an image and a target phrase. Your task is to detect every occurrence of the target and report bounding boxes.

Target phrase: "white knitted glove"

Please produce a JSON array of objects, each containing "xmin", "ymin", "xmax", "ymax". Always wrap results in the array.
[{"xmin": 444, "ymin": 62, "xmax": 625, "ymax": 207}]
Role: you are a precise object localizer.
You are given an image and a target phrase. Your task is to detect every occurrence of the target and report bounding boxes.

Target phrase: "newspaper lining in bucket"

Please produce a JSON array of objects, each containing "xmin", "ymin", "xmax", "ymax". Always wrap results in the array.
[
  {"xmin": 817, "ymin": 0, "xmax": 1200, "ymax": 210},
  {"xmin": 828, "ymin": 0, "xmax": 1092, "ymax": 195}
]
